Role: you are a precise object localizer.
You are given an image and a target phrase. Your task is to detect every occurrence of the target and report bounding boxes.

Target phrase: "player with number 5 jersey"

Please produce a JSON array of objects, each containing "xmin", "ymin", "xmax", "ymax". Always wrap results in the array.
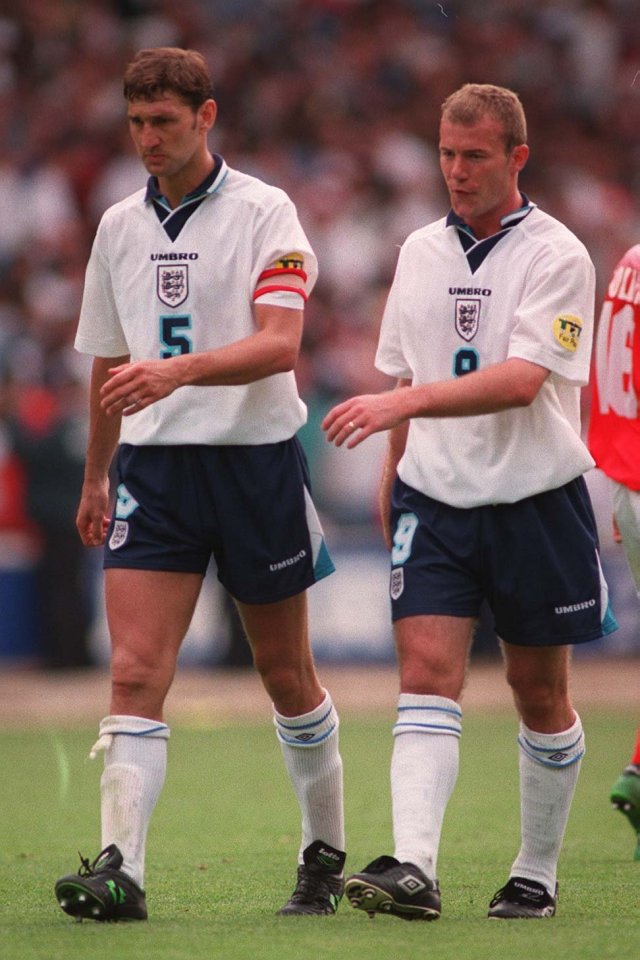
[
  {"xmin": 54, "ymin": 47, "xmax": 345, "ymax": 924},
  {"xmin": 76, "ymin": 161, "xmax": 315, "ymax": 447}
]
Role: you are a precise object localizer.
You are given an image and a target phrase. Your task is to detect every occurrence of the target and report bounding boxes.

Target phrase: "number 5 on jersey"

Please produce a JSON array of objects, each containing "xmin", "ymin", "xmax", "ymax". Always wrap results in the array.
[{"xmin": 160, "ymin": 315, "xmax": 192, "ymax": 357}]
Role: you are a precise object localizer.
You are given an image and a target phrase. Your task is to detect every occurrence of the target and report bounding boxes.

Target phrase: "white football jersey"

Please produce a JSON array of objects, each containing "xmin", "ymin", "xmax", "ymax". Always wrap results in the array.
[
  {"xmin": 376, "ymin": 204, "xmax": 596, "ymax": 507},
  {"xmin": 75, "ymin": 159, "xmax": 317, "ymax": 445}
]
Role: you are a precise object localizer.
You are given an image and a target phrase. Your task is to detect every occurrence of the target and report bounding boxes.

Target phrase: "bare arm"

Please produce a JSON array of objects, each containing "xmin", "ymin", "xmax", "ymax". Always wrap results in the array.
[
  {"xmin": 99, "ymin": 303, "xmax": 303, "ymax": 416},
  {"xmin": 379, "ymin": 380, "xmax": 411, "ymax": 550},
  {"xmin": 76, "ymin": 354, "xmax": 128, "ymax": 546},
  {"xmin": 322, "ymin": 357, "xmax": 550, "ymax": 449}
]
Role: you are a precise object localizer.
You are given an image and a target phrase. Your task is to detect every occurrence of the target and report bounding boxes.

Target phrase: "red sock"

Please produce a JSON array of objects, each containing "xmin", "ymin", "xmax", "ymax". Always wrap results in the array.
[{"xmin": 630, "ymin": 728, "xmax": 640, "ymax": 767}]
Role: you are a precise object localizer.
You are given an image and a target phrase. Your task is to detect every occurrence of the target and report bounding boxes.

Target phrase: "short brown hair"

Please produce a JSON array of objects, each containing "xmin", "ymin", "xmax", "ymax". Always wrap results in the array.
[
  {"xmin": 123, "ymin": 47, "xmax": 214, "ymax": 109},
  {"xmin": 441, "ymin": 83, "xmax": 527, "ymax": 152}
]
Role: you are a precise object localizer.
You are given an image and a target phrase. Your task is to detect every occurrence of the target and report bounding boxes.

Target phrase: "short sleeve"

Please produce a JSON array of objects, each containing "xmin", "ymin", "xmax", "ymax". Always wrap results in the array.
[
  {"xmin": 250, "ymin": 195, "xmax": 318, "ymax": 309},
  {"xmin": 74, "ymin": 220, "xmax": 130, "ymax": 357},
  {"xmin": 508, "ymin": 246, "xmax": 595, "ymax": 386},
  {"xmin": 375, "ymin": 249, "xmax": 413, "ymax": 379}
]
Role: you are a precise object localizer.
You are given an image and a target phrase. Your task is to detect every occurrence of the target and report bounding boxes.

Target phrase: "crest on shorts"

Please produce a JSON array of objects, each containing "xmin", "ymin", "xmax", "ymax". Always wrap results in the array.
[
  {"xmin": 455, "ymin": 298, "xmax": 481, "ymax": 341},
  {"xmin": 109, "ymin": 520, "xmax": 129, "ymax": 551},
  {"xmin": 157, "ymin": 264, "xmax": 188, "ymax": 307},
  {"xmin": 390, "ymin": 567, "xmax": 404, "ymax": 600}
]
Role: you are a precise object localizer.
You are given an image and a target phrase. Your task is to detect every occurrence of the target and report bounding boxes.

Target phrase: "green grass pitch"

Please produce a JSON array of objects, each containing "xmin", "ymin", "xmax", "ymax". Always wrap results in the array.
[{"xmin": 0, "ymin": 708, "xmax": 637, "ymax": 959}]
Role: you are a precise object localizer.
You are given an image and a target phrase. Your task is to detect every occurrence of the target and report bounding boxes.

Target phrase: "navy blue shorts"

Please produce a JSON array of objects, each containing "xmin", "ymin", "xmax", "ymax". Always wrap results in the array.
[
  {"xmin": 388, "ymin": 476, "xmax": 617, "ymax": 647},
  {"xmin": 104, "ymin": 439, "xmax": 335, "ymax": 604}
]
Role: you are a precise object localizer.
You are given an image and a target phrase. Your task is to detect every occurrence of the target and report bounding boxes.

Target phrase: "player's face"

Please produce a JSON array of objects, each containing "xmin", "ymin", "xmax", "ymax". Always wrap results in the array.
[
  {"xmin": 439, "ymin": 115, "xmax": 529, "ymax": 239},
  {"xmin": 127, "ymin": 93, "xmax": 216, "ymax": 188}
]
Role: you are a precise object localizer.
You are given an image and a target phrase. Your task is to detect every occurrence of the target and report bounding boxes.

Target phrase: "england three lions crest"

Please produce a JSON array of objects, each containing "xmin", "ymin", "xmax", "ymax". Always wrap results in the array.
[
  {"xmin": 157, "ymin": 264, "xmax": 188, "ymax": 307},
  {"xmin": 455, "ymin": 298, "xmax": 481, "ymax": 341}
]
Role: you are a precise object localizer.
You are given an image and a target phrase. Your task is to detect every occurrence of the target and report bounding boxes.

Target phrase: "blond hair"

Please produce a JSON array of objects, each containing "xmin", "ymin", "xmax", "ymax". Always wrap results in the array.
[{"xmin": 441, "ymin": 84, "xmax": 527, "ymax": 152}]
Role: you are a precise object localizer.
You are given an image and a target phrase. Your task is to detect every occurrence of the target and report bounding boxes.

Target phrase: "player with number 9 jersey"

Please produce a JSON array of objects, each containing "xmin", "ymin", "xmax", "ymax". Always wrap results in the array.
[
  {"xmin": 323, "ymin": 84, "xmax": 616, "ymax": 924},
  {"xmin": 376, "ymin": 202, "xmax": 596, "ymax": 508}
]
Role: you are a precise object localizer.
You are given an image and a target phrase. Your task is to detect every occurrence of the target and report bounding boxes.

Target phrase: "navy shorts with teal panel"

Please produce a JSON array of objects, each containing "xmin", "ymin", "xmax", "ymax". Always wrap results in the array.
[
  {"xmin": 388, "ymin": 475, "xmax": 617, "ymax": 647},
  {"xmin": 104, "ymin": 438, "xmax": 334, "ymax": 604}
]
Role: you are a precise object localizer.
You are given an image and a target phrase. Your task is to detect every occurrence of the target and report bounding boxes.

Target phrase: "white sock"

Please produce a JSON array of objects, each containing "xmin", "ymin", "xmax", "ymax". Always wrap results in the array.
[
  {"xmin": 92, "ymin": 715, "xmax": 170, "ymax": 888},
  {"xmin": 274, "ymin": 691, "xmax": 344, "ymax": 864},
  {"xmin": 391, "ymin": 694, "xmax": 462, "ymax": 882},
  {"xmin": 510, "ymin": 714, "xmax": 585, "ymax": 895}
]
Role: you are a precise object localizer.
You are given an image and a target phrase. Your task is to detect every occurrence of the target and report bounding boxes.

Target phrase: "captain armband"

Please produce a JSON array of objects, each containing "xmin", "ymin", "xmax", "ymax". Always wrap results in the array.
[{"xmin": 253, "ymin": 253, "xmax": 309, "ymax": 307}]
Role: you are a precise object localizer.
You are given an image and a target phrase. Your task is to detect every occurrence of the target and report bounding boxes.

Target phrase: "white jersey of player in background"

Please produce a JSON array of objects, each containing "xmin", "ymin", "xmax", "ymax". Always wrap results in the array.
[
  {"xmin": 376, "ymin": 202, "xmax": 596, "ymax": 508},
  {"xmin": 75, "ymin": 158, "xmax": 317, "ymax": 446}
]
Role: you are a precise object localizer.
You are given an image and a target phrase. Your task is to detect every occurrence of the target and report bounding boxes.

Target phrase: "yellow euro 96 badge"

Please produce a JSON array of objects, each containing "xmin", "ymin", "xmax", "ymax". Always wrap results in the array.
[
  {"xmin": 274, "ymin": 252, "xmax": 304, "ymax": 271},
  {"xmin": 553, "ymin": 314, "xmax": 583, "ymax": 352}
]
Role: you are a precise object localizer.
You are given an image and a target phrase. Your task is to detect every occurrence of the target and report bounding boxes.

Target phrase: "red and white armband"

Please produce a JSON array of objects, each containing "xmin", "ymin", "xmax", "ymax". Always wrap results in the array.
[{"xmin": 253, "ymin": 252, "xmax": 309, "ymax": 308}]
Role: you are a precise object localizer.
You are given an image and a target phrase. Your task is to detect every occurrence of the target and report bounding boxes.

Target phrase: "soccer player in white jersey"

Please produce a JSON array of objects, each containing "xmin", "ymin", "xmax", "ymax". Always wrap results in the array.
[
  {"xmin": 323, "ymin": 83, "xmax": 617, "ymax": 920},
  {"xmin": 588, "ymin": 244, "xmax": 640, "ymax": 861},
  {"xmin": 54, "ymin": 47, "xmax": 345, "ymax": 921}
]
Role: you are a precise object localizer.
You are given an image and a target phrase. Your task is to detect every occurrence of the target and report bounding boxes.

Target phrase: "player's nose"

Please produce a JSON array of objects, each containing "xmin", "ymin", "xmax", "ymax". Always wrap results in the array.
[
  {"xmin": 139, "ymin": 124, "xmax": 161, "ymax": 147},
  {"xmin": 449, "ymin": 156, "xmax": 468, "ymax": 180}
]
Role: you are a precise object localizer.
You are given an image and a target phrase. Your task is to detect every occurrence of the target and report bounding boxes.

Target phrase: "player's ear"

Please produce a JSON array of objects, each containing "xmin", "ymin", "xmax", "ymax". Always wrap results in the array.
[
  {"xmin": 199, "ymin": 99, "xmax": 217, "ymax": 132},
  {"xmin": 512, "ymin": 143, "xmax": 529, "ymax": 173}
]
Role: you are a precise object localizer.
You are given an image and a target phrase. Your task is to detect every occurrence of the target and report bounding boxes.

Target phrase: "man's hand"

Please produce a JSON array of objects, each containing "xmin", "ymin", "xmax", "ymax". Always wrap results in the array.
[
  {"xmin": 76, "ymin": 478, "xmax": 111, "ymax": 546},
  {"xmin": 100, "ymin": 359, "xmax": 182, "ymax": 416},
  {"xmin": 322, "ymin": 389, "xmax": 411, "ymax": 448}
]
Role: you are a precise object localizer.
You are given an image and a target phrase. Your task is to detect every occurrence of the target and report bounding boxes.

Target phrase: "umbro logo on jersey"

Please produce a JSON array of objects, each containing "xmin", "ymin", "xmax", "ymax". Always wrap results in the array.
[
  {"xmin": 449, "ymin": 287, "xmax": 491, "ymax": 296},
  {"xmin": 150, "ymin": 252, "xmax": 199, "ymax": 260}
]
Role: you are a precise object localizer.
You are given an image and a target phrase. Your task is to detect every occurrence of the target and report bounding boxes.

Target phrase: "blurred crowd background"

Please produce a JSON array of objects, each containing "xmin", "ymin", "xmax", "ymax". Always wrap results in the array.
[{"xmin": 1, "ymin": 0, "xmax": 639, "ymax": 669}]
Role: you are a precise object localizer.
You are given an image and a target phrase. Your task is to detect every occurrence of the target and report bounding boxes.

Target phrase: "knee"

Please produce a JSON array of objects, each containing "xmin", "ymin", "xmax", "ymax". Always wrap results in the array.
[
  {"xmin": 256, "ymin": 659, "xmax": 303, "ymax": 705},
  {"xmin": 505, "ymin": 667, "xmax": 570, "ymax": 728},
  {"xmin": 400, "ymin": 653, "xmax": 466, "ymax": 700},
  {"xmin": 253, "ymin": 652, "xmax": 322, "ymax": 715},
  {"xmin": 111, "ymin": 647, "xmax": 169, "ymax": 713},
  {"xmin": 255, "ymin": 657, "xmax": 292, "ymax": 691},
  {"xmin": 506, "ymin": 663, "xmax": 565, "ymax": 703}
]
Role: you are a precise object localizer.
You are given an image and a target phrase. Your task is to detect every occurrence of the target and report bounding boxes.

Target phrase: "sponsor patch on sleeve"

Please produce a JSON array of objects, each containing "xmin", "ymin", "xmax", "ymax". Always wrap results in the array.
[
  {"xmin": 552, "ymin": 314, "xmax": 583, "ymax": 352},
  {"xmin": 274, "ymin": 252, "xmax": 305, "ymax": 272}
]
